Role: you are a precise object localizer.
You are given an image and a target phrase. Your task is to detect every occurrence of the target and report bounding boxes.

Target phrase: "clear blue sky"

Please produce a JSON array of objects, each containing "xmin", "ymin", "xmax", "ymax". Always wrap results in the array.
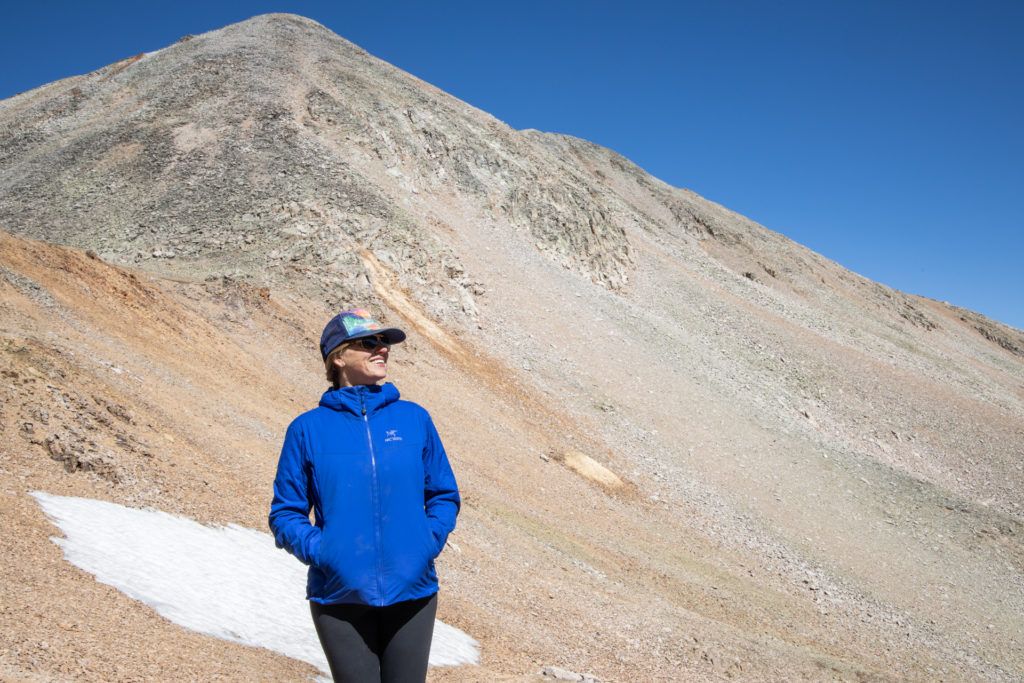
[{"xmin": 3, "ymin": 1, "xmax": 1021, "ymax": 330}]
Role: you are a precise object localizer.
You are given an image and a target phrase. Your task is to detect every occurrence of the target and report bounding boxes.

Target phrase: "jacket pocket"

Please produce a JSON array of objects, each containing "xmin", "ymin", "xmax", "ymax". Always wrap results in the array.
[
  {"xmin": 422, "ymin": 517, "xmax": 440, "ymax": 560},
  {"xmin": 311, "ymin": 527, "xmax": 325, "ymax": 567}
]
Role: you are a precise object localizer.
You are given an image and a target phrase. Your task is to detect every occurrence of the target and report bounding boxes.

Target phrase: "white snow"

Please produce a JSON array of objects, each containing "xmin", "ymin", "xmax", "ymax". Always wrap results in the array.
[{"xmin": 32, "ymin": 491, "xmax": 479, "ymax": 677}]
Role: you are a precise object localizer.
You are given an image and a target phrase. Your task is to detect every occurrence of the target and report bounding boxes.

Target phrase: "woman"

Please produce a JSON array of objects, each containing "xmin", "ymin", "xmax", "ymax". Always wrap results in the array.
[{"xmin": 269, "ymin": 308, "xmax": 460, "ymax": 682}]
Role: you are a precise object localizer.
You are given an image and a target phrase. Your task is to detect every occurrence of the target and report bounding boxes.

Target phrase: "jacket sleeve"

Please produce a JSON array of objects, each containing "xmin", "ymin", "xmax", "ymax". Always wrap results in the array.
[
  {"xmin": 422, "ymin": 413, "xmax": 460, "ymax": 555},
  {"xmin": 268, "ymin": 420, "xmax": 322, "ymax": 566}
]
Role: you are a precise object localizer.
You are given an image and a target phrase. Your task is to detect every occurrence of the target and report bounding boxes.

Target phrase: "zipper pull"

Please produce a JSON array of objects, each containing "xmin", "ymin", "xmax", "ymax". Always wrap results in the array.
[{"xmin": 359, "ymin": 391, "xmax": 367, "ymax": 416}]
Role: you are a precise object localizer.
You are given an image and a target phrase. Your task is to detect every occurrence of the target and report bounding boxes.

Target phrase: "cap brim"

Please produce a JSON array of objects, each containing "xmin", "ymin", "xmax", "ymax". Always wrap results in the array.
[{"xmin": 353, "ymin": 328, "xmax": 406, "ymax": 345}]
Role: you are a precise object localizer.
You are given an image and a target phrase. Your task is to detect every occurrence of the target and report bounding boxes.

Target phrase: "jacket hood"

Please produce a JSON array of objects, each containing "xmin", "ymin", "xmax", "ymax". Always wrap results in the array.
[{"xmin": 318, "ymin": 382, "xmax": 400, "ymax": 415}]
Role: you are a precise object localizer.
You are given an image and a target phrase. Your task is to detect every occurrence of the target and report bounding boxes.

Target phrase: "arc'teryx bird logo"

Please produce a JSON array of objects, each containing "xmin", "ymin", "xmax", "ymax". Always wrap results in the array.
[{"xmin": 384, "ymin": 429, "xmax": 402, "ymax": 442}]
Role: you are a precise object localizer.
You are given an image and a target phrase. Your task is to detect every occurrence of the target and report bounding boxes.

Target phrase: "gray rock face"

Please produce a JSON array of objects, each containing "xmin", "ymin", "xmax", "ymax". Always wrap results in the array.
[{"xmin": 0, "ymin": 14, "xmax": 637, "ymax": 319}]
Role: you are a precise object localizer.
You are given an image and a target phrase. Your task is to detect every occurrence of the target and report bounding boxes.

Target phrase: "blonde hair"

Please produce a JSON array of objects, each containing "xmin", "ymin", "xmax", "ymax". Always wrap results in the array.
[{"xmin": 324, "ymin": 343, "xmax": 348, "ymax": 388}]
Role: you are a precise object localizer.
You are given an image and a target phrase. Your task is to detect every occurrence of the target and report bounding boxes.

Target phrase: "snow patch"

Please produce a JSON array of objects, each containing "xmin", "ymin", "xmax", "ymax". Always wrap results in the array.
[{"xmin": 32, "ymin": 491, "xmax": 479, "ymax": 676}]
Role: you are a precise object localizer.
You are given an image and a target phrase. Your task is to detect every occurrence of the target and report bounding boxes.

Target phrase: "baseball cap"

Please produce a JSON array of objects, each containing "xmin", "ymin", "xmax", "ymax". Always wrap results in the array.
[{"xmin": 319, "ymin": 308, "xmax": 406, "ymax": 360}]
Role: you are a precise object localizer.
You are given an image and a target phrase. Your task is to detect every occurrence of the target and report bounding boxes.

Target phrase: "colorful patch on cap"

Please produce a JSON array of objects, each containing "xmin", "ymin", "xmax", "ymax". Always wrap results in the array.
[{"xmin": 341, "ymin": 308, "xmax": 383, "ymax": 337}]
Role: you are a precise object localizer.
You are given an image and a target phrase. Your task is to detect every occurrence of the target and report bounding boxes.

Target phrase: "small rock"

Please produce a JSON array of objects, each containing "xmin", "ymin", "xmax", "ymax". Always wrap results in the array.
[
  {"xmin": 541, "ymin": 666, "xmax": 588, "ymax": 681},
  {"xmin": 46, "ymin": 436, "xmax": 64, "ymax": 457},
  {"xmin": 106, "ymin": 402, "xmax": 134, "ymax": 424}
]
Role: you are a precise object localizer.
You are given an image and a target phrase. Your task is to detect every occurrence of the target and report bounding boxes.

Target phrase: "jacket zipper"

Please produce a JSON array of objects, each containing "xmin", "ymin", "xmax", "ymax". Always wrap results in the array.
[{"xmin": 360, "ymin": 391, "xmax": 386, "ymax": 605}]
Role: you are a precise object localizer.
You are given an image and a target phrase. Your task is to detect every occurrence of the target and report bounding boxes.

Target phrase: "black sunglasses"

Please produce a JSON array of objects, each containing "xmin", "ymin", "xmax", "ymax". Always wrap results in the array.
[{"xmin": 350, "ymin": 336, "xmax": 390, "ymax": 351}]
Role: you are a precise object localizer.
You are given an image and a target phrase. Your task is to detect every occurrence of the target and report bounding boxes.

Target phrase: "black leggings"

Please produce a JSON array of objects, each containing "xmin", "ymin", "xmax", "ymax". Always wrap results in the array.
[{"xmin": 310, "ymin": 594, "xmax": 437, "ymax": 683}]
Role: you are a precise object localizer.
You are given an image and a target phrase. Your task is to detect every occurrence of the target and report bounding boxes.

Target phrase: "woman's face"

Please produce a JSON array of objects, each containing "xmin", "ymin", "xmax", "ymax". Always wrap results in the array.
[{"xmin": 334, "ymin": 337, "xmax": 390, "ymax": 386}]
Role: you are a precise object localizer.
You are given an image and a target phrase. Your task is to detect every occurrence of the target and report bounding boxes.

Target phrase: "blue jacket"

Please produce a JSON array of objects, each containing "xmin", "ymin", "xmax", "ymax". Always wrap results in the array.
[{"xmin": 269, "ymin": 382, "xmax": 460, "ymax": 606}]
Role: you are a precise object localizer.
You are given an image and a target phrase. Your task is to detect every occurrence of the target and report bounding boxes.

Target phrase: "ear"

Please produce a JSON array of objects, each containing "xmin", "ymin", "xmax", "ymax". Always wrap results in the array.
[{"xmin": 332, "ymin": 355, "xmax": 346, "ymax": 370}]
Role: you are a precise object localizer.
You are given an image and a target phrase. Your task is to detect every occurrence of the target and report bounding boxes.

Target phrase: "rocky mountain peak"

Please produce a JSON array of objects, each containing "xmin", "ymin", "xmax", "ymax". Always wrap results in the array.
[{"xmin": 0, "ymin": 12, "xmax": 638, "ymax": 325}]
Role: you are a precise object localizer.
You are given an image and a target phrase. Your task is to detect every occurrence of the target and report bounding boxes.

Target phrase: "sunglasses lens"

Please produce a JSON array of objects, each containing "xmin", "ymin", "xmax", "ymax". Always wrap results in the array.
[{"xmin": 357, "ymin": 337, "xmax": 388, "ymax": 350}]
